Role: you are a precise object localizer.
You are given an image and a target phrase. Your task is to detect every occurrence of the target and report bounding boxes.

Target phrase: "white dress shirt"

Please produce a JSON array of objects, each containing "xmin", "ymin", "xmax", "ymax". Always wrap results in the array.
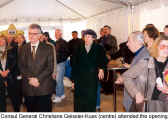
[{"xmin": 31, "ymin": 41, "xmax": 39, "ymax": 54}]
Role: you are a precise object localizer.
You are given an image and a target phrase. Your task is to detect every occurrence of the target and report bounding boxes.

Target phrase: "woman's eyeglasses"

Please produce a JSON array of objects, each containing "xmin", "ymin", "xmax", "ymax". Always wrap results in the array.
[{"xmin": 159, "ymin": 44, "xmax": 168, "ymax": 50}]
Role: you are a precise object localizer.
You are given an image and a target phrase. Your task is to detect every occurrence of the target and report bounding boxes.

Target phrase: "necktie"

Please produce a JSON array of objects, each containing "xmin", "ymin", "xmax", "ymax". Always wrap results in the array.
[{"xmin": 32, "ymin": 46, "xmax": 36, "ymax": 60}]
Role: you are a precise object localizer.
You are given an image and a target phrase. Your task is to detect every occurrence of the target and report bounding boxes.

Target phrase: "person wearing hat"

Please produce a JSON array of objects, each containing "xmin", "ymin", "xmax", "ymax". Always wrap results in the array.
[
  {"xmin": 71, "ymin": 29, "xmax": 108, "ymax": 112},
  {"xmin": 0, "ymin": 24, "xmax": 24, "ymax": 48}
]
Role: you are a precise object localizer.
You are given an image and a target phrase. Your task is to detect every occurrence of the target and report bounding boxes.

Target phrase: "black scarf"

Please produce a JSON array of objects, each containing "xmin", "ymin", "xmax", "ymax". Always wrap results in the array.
[{"xmin": 151, "ymin": 58, "xmax": 168, "ymax": 100}]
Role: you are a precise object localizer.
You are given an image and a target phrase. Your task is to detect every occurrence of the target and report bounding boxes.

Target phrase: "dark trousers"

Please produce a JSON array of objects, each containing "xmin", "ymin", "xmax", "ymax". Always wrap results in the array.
[
  {"xmin": 25, "ymin": 95, "xmax": 52, "ymax": 112},
  {"xmin": 74, "ymin": 99, "xmax": 96, "ymax": 112},
  {"xmin": 0, "ymin": 96, "xmax": 6, "ymax": 112},
  {"xmin": 7, "ymin": 80, "xmax": 22, "ymax": 112},
  {"xmin": 0, "ymin": 82, "xmax": 6, "ymax": 112}
]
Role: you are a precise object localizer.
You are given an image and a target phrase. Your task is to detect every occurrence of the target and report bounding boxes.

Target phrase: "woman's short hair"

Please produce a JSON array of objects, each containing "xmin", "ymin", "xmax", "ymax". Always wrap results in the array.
[
  {"xmin": 16, "ymin": 34, "xmax": 25, "ymax": 41},
  {"xmin": 0, "ymin": 35, "xmax": 7, "ymax": 42},
  {"xmin": 143, "ymin": 27, "xmax": 159, "ymax": 40},
  {"xmin": 149, "ymin": 34, "xmax": 168, "ymax": 58},
  {"xmin": 145, "ymin": 24, "xmax": 155, "ymax": 28},
  {"xmin": 0, "ymin": 34, "xmax": 7, "ymax": 45}
]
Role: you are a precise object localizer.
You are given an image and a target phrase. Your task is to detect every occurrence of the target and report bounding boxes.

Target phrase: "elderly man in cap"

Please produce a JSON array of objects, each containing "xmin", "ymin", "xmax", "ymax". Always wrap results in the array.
[{"xmin": 72, "ymin": 29, "xmax": 108, "ymax": 112}]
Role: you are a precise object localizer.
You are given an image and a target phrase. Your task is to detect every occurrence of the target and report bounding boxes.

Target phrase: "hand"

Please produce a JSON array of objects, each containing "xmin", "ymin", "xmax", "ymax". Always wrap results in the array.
[
  {"xmin": 4, "ymin": 81, "xmax": 8, "ymax": 87},
  {"xmin": 30, "ymin": 78, "xmax": 40, "ymax": 87},
  {"xmin": 72, "ymin": 83, "xmax": 74, "ymax": 89},
  {"xmin": 0, "ymin": 72, "xmax": 6, "ymax": 78},
  {"xmin": 115, "ymin": 74, "xmax": 124, "ymax": 84},
  {"xmin": 135, "ymin": 92, "xmax": 144, "ymax": 104},
  {"xmin": 106, "ymin": 54, "xmax": 111, "ymax": 60},
  {"xmin": 1, "ymin": 71, "xmax": 9, "ymax": 78},
  {"xmin": 52, "ymin": 73, "xmax": 56, "ymax": 79},
  {"xmin": 4, "ymin": 70, "xmax": 9, "ymax": 76},
  {"xmin": 157, "ymin": 83, "xmax": 168, "ymax": 94},
  {"xmin": 98, "ymin": 69, "xmax": 104, "ymax": 80},
  {"xmin": 29, "ymin": 77, "xmax": 40, "ymax": 87},
  {"xmin": 123, "ymin": 63, "xmax": 130, "ymax": 68},
  {"xmin": 6, "ymin": 69, "xmax": 10, "ymax": 74}
]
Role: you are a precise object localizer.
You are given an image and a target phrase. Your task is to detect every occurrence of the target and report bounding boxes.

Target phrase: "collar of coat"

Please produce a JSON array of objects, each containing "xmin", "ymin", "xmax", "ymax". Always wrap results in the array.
[{"xmin": 147, "ymin": 57, "xmax": 168, "ymax": 70}]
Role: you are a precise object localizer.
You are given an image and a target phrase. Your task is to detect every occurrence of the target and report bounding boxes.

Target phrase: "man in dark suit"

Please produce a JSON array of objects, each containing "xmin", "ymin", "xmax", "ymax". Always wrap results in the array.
[
  {"xmin": 68, "ymin": 31, "xmax": 83, "ymax": 61},
  {"xmin": 19, "ymin": 24, "xmax": 54, "ymax": 112},
  {"xmin": 100, "ymin": 25, "xmax": 118, "ymax": 60}
]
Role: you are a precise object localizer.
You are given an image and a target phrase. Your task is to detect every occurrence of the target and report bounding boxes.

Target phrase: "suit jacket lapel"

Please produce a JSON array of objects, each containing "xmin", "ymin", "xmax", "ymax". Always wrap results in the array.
[
  {"xmin": 27, "ymin": 43, "xmax": 36, "ymax": 72},
  {"xmin": 34, "ymin": 42, "xmax": 43, "ymax": 63},
  {"xmin": 27, "ymin": 43, "xmax": 33, "ymax": 61},
  {"xmin": 0, "ymin": 61, "xmax": 3, "ymax": 71},
  {"xmin": 81, "ymin": 44, "xmax": 87, "ymax": 57},
  {"xmin": 28, "ymin": 42, "xmax": 42, "ymax": 63}
]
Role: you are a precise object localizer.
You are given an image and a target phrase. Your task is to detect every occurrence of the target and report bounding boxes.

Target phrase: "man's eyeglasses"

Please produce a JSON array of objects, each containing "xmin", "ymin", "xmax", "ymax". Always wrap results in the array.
[{"xmin": 29, "ymin": 33, "xmax": 41, "ymax": 36}]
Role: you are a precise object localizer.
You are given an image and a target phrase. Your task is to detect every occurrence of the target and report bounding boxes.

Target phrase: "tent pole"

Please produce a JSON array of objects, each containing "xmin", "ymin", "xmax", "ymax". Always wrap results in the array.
[
  {"xmin": 130, "ymin": 4, "xmax": 134, "ymax": 32},
  {"xmin": 127, "ymin": 3, "xmax": 134, "ymax": 33}
]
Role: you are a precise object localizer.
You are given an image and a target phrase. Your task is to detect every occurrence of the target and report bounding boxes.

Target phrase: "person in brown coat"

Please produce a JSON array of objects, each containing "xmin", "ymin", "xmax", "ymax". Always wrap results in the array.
[{"xmin": 19, "ymin": 24, "xmax": 54, "ymax": 112}]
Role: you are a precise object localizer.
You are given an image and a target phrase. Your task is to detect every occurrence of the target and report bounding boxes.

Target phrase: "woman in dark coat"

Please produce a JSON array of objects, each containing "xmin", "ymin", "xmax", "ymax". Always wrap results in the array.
[
  {"xmin": 72, "ymin": 29, "xmax": 108, "ymax": 112},
  {"xmin": 15, "ymin": 34, "xmax": 26, "ymax": 110}
]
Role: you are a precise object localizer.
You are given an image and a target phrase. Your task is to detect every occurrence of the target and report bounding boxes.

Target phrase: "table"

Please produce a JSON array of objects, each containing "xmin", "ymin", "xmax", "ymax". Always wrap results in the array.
[{"xmin": 107, "ymin": 67, "xmax": 127, "ymax": 112}]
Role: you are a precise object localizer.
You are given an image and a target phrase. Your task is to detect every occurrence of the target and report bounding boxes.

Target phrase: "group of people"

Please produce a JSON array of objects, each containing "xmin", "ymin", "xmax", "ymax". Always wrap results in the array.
[
  {"xmin": 116, "ymin": 24, "xmax": 168, "ymax": 112},
  {"xmin": 2, "ymin": 21, "xmax": 168, "ymax": 113},
  {"xmin": 0, "ymin": 23, "xmax": 118, "ymax": 112}
]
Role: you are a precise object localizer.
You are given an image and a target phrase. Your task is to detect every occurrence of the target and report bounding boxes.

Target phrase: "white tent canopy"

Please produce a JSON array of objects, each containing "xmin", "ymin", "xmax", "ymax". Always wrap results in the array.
[
  {"xmin": 0, "ymin": 0, "xmax": 124, "ymax": 23},
  {"xmin": 0, "ymin": 0, "xmax": 167, "ymax": 42},
  {"xmin": 86, "ymin": 0, "xmax": 168, "ymax": 43}
]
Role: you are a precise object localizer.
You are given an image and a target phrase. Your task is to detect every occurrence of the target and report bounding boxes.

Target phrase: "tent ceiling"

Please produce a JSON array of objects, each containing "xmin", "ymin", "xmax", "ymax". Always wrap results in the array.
[
  {"xmin": 126, "ymin": 0, "xmax": 152, "ymax": 5},
  {"xmin": 0, "ymin": 0, "xmax": 14, "ymax": 8},
  {"xmin": 102, "ymin": 0, "xmax": 152, "ymax": 6},
  {"xmin": 0, "ymin": 0, "xmax": 153, "ymax": 24}
]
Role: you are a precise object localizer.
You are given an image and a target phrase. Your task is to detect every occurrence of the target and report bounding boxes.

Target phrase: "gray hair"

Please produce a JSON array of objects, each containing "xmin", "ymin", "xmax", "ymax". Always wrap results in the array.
[
  {"xmin": 29, "ymin": 24, "xmax": 42, "ymax": 33},
  {"xmin": 55, "ymin": 28, "xmax": 62, "ymax": 34},
  {"xmin": 131, "ymin": 31, "xmax": 144, "ymax": 44}
]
